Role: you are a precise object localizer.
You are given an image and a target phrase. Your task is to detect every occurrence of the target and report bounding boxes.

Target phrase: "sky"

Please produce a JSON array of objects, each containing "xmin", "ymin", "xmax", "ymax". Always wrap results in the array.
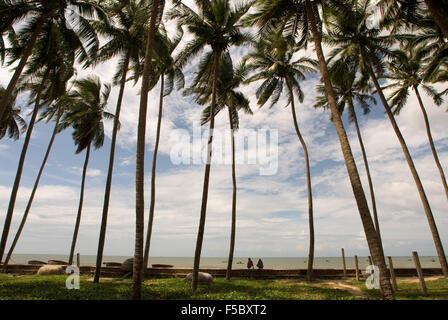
[{"xmin": 0, "ymin": 1, "xmax": 447, "ymax": 260}]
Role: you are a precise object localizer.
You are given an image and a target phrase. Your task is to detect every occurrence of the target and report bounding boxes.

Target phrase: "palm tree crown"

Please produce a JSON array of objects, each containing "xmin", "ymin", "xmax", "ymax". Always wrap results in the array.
[
  {"xmin": 244, "ymin": 33, "xmax": 317, "ymax": 108},
  {"xmin": 168, "ymin": 0, "xmax": 253, "ymax": 72},
  {"xmin": 385, "ymin": 46, "xmax": 443, "ymax": 113},
  {"xmin": 0, "ymin": 87, "xmax": 26, "ymax": 140},
  {"xmin": 62, "ymin": 76, "xmax": 113, "ymax": 153}
]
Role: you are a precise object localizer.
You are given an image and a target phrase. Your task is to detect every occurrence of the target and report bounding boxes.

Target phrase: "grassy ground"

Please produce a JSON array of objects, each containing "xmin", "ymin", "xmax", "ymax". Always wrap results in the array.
[
  {"xmin": 0, "ymin": 274, "xmax": 447, "ymax": 300},
  {"xmin": 0, "ymin": 274, "xmax": 357, "ymax": 300},
  {"xmin": 350, "ymin": 277, "xmax": 448, "ymax": 300}
]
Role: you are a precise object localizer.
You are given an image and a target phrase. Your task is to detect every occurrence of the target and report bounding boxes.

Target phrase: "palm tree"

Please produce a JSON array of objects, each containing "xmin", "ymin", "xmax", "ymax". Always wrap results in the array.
[
  {"xmin": 91, "ymin": 0, "xmax": 152, "ymax": 284},
  {"xmin": 184, "ymin": 54, "xmax": 252, "ymax": 281},
  {"xmin": 0, "ymin": 0, "xmax": 105, "ymax": 120},
  {"xmin": 378, "ymin": 0, "xmax": 448, "ymax": 39},
  {"xmin": 132, "ymin": 0, "xmax": 164, "ymax": 300},
  {"xmin": 62, "ymin": 76, "xmax": 113, "ymax": 265},
  {"xmin": 248, "ymin": 0, "xmax": 394, "ymax": 299},
  {"xmin": 0, "ymin": 69, "xmax": 50, "ymax": 265},
  {"xmin": 385, "ymin": 46, "xmax": 448, "ymax": 200},
  {"xmin": 0, "ymin": 18, "xmax": 82, "ymax": 263},
  {"xmin": 324, "ymin": 0, "xmax": 448, "ymax": 277},
  {"xmin": 0, "ymin": 86, "xmax": 26, "ymax": 140},
  {"xmin": 244, "ymin": 33, "xmax": 317, "ymax": 281},
  {"xmin": 314, "ymin": 57, "xmax": 382, "ymax": 243},
  {"xmin": 168, "ymin": 0, "xmax": 253, "ymax": 291},
  {"xmin": 143, "ymin": 25, "xmax": 185, "ymax": 270},
  {"xmin": 378, "ymin": 2, "xmax": 448, "ymax": 83},
  {"xmin": 303, "ymin": 8, "xmax": 393, "ymax": 294},
  {"xmin": 2, "ymin": 55, "xmax": 74, "ymax": 270}
]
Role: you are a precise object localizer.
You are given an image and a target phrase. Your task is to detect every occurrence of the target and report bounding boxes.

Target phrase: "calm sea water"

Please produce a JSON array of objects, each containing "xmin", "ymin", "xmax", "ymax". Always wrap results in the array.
[{"xmin": 8, "ymin": 254, "xmax": 443, "ymax": 269}]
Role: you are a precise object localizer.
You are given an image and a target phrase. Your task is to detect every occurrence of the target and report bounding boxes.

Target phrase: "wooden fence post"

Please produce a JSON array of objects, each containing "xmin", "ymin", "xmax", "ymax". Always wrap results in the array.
[
  {"xmin": 341, "ymin": 248, "xmax": 347, "ymax": 277},
  {"xmin": 354, "ymin": 255, "xmax": 360, "ymax": 281},
  {"xmin": 412, "ymin": 251, "xmax": 428, "ymax": 296},
  {"xmin": 387, "ymin": 256, "xmax": 397, "ymax": 292}
]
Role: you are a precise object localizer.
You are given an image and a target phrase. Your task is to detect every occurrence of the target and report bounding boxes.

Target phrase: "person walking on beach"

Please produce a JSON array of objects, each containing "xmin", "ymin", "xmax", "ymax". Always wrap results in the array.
[
  {"xmin": 247, "ymin": 258, "xmax": 254, "ymax": 269},
  {"xmin": 256, "ymin": 258, "xmax": 264, "ymax": 269}
]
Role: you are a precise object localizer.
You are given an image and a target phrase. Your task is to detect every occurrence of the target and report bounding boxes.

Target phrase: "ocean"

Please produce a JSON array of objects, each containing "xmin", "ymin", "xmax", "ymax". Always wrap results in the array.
[{"xmin": 7, "ymin": 254, "xmax": 443, "ymax": 269}]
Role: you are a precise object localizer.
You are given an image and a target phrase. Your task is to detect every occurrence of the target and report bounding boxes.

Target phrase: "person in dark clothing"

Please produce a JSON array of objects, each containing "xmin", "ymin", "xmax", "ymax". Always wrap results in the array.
[
  {"xmin": 247, "ymin": 258, "xmax": 254, "ymax": 269},
  {"xmin": 256, "ymin": 258, "xmax": 264, "ymax": 269}
]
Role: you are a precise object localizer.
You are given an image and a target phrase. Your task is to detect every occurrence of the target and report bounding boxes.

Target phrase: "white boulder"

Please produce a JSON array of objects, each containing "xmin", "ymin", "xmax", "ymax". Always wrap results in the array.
[
  {"xmin": 185, "ymin": 272, "xmax": 214, "ymax": 285},
  {"xmin": 37, "ymin": 265, "xmax": 64, "ymax": 275}
]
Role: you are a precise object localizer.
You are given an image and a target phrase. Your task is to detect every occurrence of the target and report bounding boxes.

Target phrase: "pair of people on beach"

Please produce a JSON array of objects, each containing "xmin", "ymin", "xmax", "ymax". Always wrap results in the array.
[{"xmin": 247, "ymin": 258, "xmax": 263, "ymax": 269}]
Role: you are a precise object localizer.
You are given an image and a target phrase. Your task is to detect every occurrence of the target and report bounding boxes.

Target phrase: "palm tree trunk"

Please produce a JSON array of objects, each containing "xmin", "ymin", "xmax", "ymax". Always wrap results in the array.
[
  {"xmin": 143, "ymin": 74, "xmax": 164, "ymax": 269},
  {"xmin": 286, "ymin": 80, "xmax": 314, "ymax": 281},
  {"xmin": 305, "ymin": 0, "xmax": 394, "ymax": 299},
  {"xmin": 68, "ymin": 143, "xmax": 91, "ymax": 265},
  {"xmin": 0, "ymin": 16, "xmax": 46, "ymax": 120},
  {"xmin": 367, "ymin": 64, "xmax": 448, "ymax": 277},
  {"xmin": 424, "ymin": 0, "xmax": 448, "ymax": 39},
  {"xmin": 93, "ymin": 53, "xmax": 130, "ymax": 283},
  {"xmin": 348, "ymin": 99, "xmax": 382, "ymax": 244},
  {"xmin": 192, "ymin": 52, "xmax": 220, "ymax": 291},
  {"xmin": 132, "ymin": 0, "xmax": 161, "ymax": 300},
  {"xmin": 414, "ymin": 86, "xmax": 448, "ymax": 200},
  {"xmin": 0, "ymin": 69, "xmax": 49, "ymax": 265},
  {"xmin": 3, "ymin": 114, "xmax": 61, "ymax": 270},
  {"xmin": 226, "ymin": 106, "xmax": 237, "ymax": 281}
]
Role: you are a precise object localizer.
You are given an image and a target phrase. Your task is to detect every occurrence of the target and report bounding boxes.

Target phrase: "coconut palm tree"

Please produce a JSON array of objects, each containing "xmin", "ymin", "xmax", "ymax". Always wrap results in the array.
[
  {"xmin": 2, "ymin": 53, "xmax": 74, "ymax": 270},
  {"xmin": 62, "ymin": 76, "xmax": 113, "ymax": 266},
  {"xmin": 378, "ymin": 3, "xmax": 448, "ymax": 84},
  {"xmin": 0, "ymin": 19, "xmax": 82, "ymax": 263},
  {"xmin": 0, "ymin": 87, "xmax": 26, "ymax": 140},
  {"xmin": 378, "ymin": 0, "xmax": 448, "ymax": 39},
  {"xmin": 184, "ymin": 54, "xmax": 252, "ymax": 281},
  {"xmin": 0, "ymin": 0, "xmax": 105, "ymax": 120},
  {"xmin": 91, "ymin": 0, "xmax": 153, "ymax": 284},
  {"xmin": 244, "ymin": 33, "xmax": 317, "ymax": 281},
  {"xmin": 324, "ymin": 0, "xmax": 448, "ymax": 277},
  {"xmin": 142, "ymin": 25, "xmax": 185, "ymax": 270},
  {"xmin": 3, "ymin": 97, "xmax": 72, "ymax": 270},
  {"xmin": 314, "ymin": 57, "xmax": 382, "ymax": 244},
  {"xmin": 132, "ymin": 0, "xmax": 164, "ymax": 300},
  {"xmin": 168, "ymin": 0, "xmax": 253, "ymax": 291},
  {"xmin": 0, "ymin": 69, "xmax": 50, "ymax": 265},
  {"xmin": 248, "ymin": 0, "xmax": 395, "ymax": 299},
  {"xmin": 385, "ymin": 46, "xmax": 448, "ymax": 200}
]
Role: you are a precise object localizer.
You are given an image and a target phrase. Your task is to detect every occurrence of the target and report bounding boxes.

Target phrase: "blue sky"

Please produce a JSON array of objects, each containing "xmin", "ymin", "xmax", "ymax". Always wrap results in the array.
[{"xmin": 0, "ymin": 1, "xmax": 447, "ymax": 260}]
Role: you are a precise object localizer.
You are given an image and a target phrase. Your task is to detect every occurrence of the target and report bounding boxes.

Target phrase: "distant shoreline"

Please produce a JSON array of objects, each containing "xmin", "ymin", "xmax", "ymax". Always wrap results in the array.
[{"xmin": 8, "ymin": 254, "xmax": 444, "ymax": 269}]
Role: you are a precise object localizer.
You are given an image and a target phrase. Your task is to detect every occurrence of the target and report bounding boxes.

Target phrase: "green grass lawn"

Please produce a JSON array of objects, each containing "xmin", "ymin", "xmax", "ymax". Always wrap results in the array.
[
  {"xmin": 1, "ymin": 274, "xmax": 447, "ymax": 300},
  {"xmin": 0, "ymin": 274, "xmax": 357, "ymax": 300},
  {"xmin": 351, "ymin": 277, "xmax": 448, "ymax": 300}
]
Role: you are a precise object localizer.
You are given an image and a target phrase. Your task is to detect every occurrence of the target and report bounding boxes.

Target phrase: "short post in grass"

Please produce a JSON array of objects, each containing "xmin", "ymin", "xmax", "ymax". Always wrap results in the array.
[
  {"xmin": 76, "ymin": 253, "xmax": 80, "ymax": 269},
  {"xmin": 387, "ymin": 256, "xmax": 398, "ymax": 292},
  {"xmin": 412, "ymin": 251, "xmax": 428, "ymax": 296},
  {"xmin": 354, "ymin": 255, "xmax": 360, "ymax": 281},
  {"xmin": 341, "ymin": 248, "xmax": 347, "ymax": 277}
]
